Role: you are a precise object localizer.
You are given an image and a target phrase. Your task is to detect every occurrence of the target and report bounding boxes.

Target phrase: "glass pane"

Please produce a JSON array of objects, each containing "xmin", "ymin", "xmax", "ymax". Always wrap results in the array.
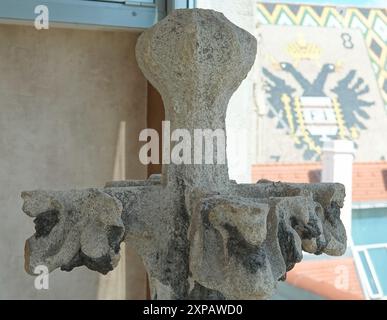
[
  {"xmin": 86, "ymin": 0, "xmax": 156, "ymax": 4},
  {"xmin": 359, "ymin": 251, "xmax": 379, "ymax": 296},
  {"xmin": 352, "ymin": 208, "xmax": 387, "ymax": 245},
  {"xmin": 369, "ymin": 248, "xmax": 387, "ymax": 297},
  {"xmin": 125, "ymin": 0, "xmax": 155, "ymax": 3}
]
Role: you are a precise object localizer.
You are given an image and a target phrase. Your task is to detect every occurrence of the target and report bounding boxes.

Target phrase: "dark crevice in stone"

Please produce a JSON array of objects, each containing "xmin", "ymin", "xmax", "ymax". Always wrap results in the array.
[
  {"xmin": 279, "ymin": 273, "xmax": 287, "ymax": 281},
  {"xmin": 107, "ymin": 225, "xmax": 124, "ymax": 254},
  {"xmin": 34, "ymin": 210, "xmax": 60, "ymax": 239},
  {"xmin": 326, "ymin": 202, "xmax": 341, "ymax": 225},
  {"xmin": 188, "ymin": 282, "xmax": 225, "ymax": 300},
  {"xmin": 292, "ymin": 217, "xmax": 321, "ymax": 241},
  {"xmin": 61, "ymin": 251, "xmax": 113, "ymax": 275},
  {"xmin": 315, "ymin": 237, "xmax": 327, "ymax": 255},
  {"xmin": 224, "ymin": 224, "xmax": 266, "ymax": 274},
  {"xmin": 278, "ymin": 219, "xmax": 302, "ymax": 272}
]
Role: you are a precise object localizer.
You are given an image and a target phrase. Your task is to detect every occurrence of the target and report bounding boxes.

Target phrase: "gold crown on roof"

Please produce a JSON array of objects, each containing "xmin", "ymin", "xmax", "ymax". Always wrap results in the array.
[{"xmin": 287, "ymin": 34, "xmax": 322, "ymax": 62}]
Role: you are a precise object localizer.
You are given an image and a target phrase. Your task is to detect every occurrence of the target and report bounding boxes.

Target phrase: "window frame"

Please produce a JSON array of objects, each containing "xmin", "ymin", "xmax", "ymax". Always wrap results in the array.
[
  {"xmin": 351, "ymin": 206, "xmax": 387, "ymax": 300},
  {"xmin": 0, "ymin": 0, "xmax": 193, "ymax": 29}
]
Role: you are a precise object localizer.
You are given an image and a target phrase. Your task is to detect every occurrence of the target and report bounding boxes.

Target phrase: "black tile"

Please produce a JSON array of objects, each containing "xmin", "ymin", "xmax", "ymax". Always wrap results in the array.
[
  {"xmin": 263, "ymin": 3, "xmax": 276, "ymax": 15},
  {"xmin": 313, "ymin": 5, "xmax": 324, "ymax": 17},
  {"xmin": 288, "ymin": 4, "xmax": 300, "ymax": 16},
  {"xmin": 370, "ymin": 39, "xmax": 382, "ymax": 58},
  {"xmin": 359, "ymin": 8, "xmax": 370, "ymax": 19}
]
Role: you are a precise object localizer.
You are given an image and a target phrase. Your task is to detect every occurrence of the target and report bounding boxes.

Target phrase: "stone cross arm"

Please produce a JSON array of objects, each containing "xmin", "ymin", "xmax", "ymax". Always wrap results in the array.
[
  {"xmin": 22, "ymin": 175, "xmax": 346, "ymax": 299},
  {"xmin": 21, "ymin": 9, "xmax": 347, "ymax": 300},
  {"xmin": 22, "ymin": 177, "xmax": 161, "ymax": 276}
]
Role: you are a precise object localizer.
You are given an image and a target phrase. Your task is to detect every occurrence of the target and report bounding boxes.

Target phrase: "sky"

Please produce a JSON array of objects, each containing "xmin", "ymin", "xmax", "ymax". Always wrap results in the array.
[{"xmin": 262, "ymin": 0, "xmax": 386, "ymax": 8}]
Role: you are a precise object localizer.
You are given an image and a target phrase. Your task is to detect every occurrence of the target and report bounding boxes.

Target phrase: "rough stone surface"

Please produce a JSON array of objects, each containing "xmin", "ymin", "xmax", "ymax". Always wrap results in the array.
[
  {"xmin": 22, "ymin": 9, "xmax": 347, "ymax": 300},
  {"xmin": 23, "ymin": 189, "xmax": 125, "ymax": 275}
]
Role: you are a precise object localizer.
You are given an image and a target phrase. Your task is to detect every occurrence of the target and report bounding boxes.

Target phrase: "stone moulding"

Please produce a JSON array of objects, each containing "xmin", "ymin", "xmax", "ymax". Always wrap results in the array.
[{"xmin": 21, "ymin": 9, "xmax": 346, "ymax": 300}]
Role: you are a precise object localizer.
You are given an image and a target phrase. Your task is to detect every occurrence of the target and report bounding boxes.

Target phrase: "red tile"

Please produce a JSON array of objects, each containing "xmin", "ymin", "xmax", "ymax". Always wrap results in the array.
[
  {"xmin": 252, "ymin": 162, "xmax": 387, "ymax": 202},
  {"xmin": 286, "ymin": 258, "xmax": 364, "ymax": 300}
]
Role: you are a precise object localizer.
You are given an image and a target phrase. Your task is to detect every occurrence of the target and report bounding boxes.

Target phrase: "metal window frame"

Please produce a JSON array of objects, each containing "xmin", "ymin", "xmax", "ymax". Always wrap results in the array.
[
  {"xmin": 351, "ymin": 206, "xmax": 387, "ymax": 299},
  {"xmin": 352, "ymin": 241, "xmax": 387, "ymax": 300},
  {"xmin": 0, "ymin": 0, "xmax": 197, "ymax": 29},
  {"xmin": 169, "ymin": 0, "xmax": 196, "ymax": 10},
  {"xmin": 167, "ymin": 0, "xmax": 196, "ymax": 13},
  {"xmin": 0, "ymin": 0, "xmax": 168, "ymax": 29},
  {"xmin": 352, "ymin": 202, "xmax": 387, "ymax": 210}
]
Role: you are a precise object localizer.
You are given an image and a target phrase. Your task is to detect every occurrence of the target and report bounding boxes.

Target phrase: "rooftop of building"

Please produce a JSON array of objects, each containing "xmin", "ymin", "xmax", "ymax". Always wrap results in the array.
[{"xmin": 252, "ymin": 161, "xmax": 387, "ymax": 203}]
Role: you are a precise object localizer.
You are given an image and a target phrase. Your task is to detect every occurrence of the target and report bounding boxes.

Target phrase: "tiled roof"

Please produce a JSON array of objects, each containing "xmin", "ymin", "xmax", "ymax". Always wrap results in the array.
[
  {"xmin": 353, "ymin": 162, "xmax": 387, "ymax": 202},
  {"xmin": 252, "ymin": 162, "xmax": 387, "ymax": 202},
  {"xmin": 286, "ymin": 258, "xmax": 365, "ymax": 300}
]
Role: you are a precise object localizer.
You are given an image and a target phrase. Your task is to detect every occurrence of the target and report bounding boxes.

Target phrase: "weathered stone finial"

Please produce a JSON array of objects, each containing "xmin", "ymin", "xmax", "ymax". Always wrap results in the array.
[
  {"xmin": 22, "ymin": 9, "xmax": 346, "ymax": 300},
  {"xmin": 136, "ymin": 9, "xmax": 256, "ymax": 126},
  {"xmin": 136, "ymin": 9, "xmax": 257, "ymax": 190}
]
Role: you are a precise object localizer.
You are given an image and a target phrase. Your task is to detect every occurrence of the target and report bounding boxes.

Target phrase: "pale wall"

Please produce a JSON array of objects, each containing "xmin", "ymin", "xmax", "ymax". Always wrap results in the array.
[{"xmin": 0, "ymin": 24, "xmax": 147, "ymax": 299}]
